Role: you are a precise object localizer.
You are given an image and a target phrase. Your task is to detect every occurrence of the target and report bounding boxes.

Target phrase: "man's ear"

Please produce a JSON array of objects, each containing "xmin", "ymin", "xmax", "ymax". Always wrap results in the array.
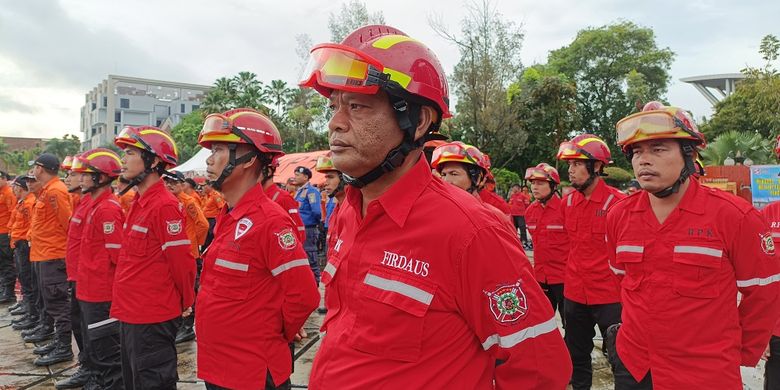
[{"xmin": 414, "ymin": 106, "xmax": 437, "ymax": 142}]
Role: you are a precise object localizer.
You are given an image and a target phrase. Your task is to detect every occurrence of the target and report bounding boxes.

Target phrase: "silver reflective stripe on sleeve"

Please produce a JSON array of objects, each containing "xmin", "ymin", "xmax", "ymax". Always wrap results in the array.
[
  {"xmin": 737, "ymin": 273, "xmax": 780, "ymax": 288},
  {"xmin": 87, "ymin": 317, "xmax": 118, "ymax": 330},
  {"xmin": 289, "ymin": 209, "xmax": 299, "ymax": 214},
  {"xmin": 609, "ymin": 264, "xmax": 626, "ymax": 275},
  {"xmin": 71, "ymin": 217, "xmax": 82, "ymax": 224},
  {"xmin": 567, "ymin": 195, "xmax": 573, "ymax": 207},
  {"xmin": 363, "ymin": 274, "xmax": 433, "ymax": 305},
  {"xmin": 602, "ymin": 194, "xmax": 615, "ymax": 211},
  {"xmin": 215, "ymin": 258, "xmax": 249, "ymax": 272},
  {"xmin": 323, "ymin": 262, "xmax": 337, "ymax": 278},
  {"xmin": 527, "ymin": 225, "xmax": 537, "ymax": 230},
  {"xmin": 616, "ymin": 245, "xmax": 644, "ymax": 254},
  {"xmin": 161, "ymin": 239, "xmax": 191, "ymax": 250},
  {"xmin": 131, "ymin": 225, "xmax": 148, "ymax": 233},
  {"xmin": 546, "ymin": 225, "xmax": 564, "ymax": 230},
  {"xmin": 297, "ymin": 226, "xmax": 305, "ymax": 231},
  {"xmin": 271, "ymin": 258, "xmax": 310, "ymax": 276},
  {"xmin": 772, "ymin": 232, "xmax": 780, "ymax": 238},
  {"xmin": 673, "ymin": 245, "xmax": 723, "ymax": 258},
  {"xmin": 105, "ymin": 243, "xmax": 121, "ymax": 249},
  {"xmin": 271, "ymin": 192, "xmax": 280, "ymax": 202},
  {"xmin": 481, "ymin": 316, "xmax": 559, "ymax": 350}
]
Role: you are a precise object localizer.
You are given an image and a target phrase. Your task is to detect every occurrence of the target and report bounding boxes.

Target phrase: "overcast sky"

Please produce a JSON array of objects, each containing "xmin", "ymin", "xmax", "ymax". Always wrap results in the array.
[{"xmin": 0, "ymin": 0, "xmax": 776, "ymax": 141}]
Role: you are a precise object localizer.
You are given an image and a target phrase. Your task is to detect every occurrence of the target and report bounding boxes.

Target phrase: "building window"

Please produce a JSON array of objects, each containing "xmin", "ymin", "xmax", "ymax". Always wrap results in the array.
[
  {"xmin": 91, "ymin": 128, "xmax": 97, "ymax": 136},
  {"xmin": 102, "ymin": 96, "xmax": 108, "ymax": 107},
  {"xmin": 156, "ymin": 119, "xmax": 163, "ymax": 127},
  {"xmin": 192, "ymin": 104, "xmax": 200, "ymax": 111},
  {"xmin": 120, "ymin": 98, "xmax": 130, "ymax": 109},
  {"xmin": 91, "ymin": 102, "xmax": 97, "ymax": 110},
  {"xmin": 181, "ymin": 103, "xmax": 186, "ymax": 113},
  {"xmin": 115, "ymin": 111, "xmax": 121, "ymax": 122}
]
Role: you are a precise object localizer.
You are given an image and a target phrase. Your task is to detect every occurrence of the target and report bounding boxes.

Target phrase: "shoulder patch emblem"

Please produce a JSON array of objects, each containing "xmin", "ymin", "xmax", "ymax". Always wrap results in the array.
[
  {"xmin": 275, "ymin": 228, "xmax": 297, "ymax": 251},
  {"xmin": 166, "ymin": 220, "xmax": 182, "ymax": 235},
  {"xmin": 484, "ymin": 280, "xmax": 528, "ymax": 325},
  {"xmin": 761, "ymin": 232, "xmax": 776, "ymax": 256},
  {"xmin": 235, "ymin": 217, "xmax": 253, "ymax": 240},
  {"xmin": 103, "ymin": 221, "xmax": 115, "ymax": 234},
  {"xmin": 307, "ymin": 192, "xmax": 317, "ymax": 204}
]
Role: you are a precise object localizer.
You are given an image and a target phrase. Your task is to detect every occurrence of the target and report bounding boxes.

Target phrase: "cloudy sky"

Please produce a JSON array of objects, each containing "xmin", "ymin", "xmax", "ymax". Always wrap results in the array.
[{"xmin": 0, "ymin": 0, "xmax": 776, "ymax": 141}]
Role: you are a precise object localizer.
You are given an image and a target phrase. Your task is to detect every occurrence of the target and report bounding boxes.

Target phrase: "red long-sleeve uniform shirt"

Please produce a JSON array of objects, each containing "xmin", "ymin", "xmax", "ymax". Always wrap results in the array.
[
  {"xmin": 479, "ymin": 189, "xmax": 511, "ymax": 215},
  {"xmin": 265, "ymin": 183, "xmax": 306, "ymax": 241},
  {"xmin": 77, "ymin": 190, "xmax": 123, "ymax": 302},
  {"xmin": 607, "ymin": 180, "xmax": 780, "ymax": 388},
  {"xmin": 508, "ymin": 191, "xmax": 530, "ymax": 217},
  {"xmin": 111, "ymin": 180, "xmax": 196, "ymax": 323},
  {"xmin": 760, "ymin": 201, "xmax": 780, "ymax": 337},
  {"xmin": 66, "ymin": 194, "xmax": 91, "ymax": 282},
  {"xmin": 525, "ymin": 195, "xmax": 569, "ymax": 284},
  {"xmin": 196, "ymin": 184, "xmax": 319, "ymax": 389},
  {"xmin": 561, "ymin": 179, "xmax": 625, "ymax": 304},
  {"xmin": 310, "ymin": 158, "xmax": 571, "ymax": 390}
]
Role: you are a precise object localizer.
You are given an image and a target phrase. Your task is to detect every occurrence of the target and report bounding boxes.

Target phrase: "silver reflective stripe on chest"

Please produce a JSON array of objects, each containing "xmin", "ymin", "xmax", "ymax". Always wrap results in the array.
[
  {"xmin": 673, "ymin": 245, "xmax": 722, "ymax": 258},
  {"xmin": 616, "ymin": 245, "xmax": 644, "ymax": 254},
  {"xmin": 215, "ymin": 258, "xmax": 249, "ymax": 272},
  {"xmin": 363, "ymin": 273, "xmax": 433, "ymax": 305}
]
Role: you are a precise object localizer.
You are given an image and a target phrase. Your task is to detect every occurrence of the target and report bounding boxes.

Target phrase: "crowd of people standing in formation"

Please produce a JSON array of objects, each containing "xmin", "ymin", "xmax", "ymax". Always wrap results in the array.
[{"xmin": 0, "ymin": 23, "xmax": 779, "ymax": 390}]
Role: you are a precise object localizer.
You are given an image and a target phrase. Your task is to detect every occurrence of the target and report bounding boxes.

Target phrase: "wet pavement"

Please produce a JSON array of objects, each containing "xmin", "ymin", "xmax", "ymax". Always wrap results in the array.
[{"xmin": 0, "ymin": 249, "xmax": 767, "ymax": 388}]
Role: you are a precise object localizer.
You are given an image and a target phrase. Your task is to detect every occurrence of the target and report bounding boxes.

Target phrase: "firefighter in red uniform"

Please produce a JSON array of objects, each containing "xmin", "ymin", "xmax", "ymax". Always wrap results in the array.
[
  {"xmin": 195, "ymin": 108, "xmax": 319, "ymax": 390},
  {"xmin": 509, "ymin": 184, "xmax": 531, "ymax": 249},
  {"xmin": 556, "ymin": 133, "xmax": 626, "ymax": 389},
  {"xmin": 314, "ymin": 154, "xmax": 345, "ymax": 315},
  {"xmin": 524, "ymin": 163, "xmax": 569, "ymax": 326},
  {"xmin": 73, "ymin": 149, "xmax": 124, "ymax": 389},
  {"xmin": 260, "ymin": 159, "xmax": 306, "ymax": 242},
  {"xmin": 606, "ymin": 102, "xmax": 780, "ymax": 389},
  {"xmin": 300, "ymin": 24, "xmax": 571, "ymax": 389},
  {"xmin": 113, "ymin": 126, "xmax": 196, "ymax": 389},
  {"xmin": 756, "ymin": 134, "xmax": 780, "ymax": 390}
]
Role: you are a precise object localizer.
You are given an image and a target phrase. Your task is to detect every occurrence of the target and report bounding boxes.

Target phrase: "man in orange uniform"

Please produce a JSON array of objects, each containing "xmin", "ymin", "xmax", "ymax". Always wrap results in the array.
[
  {"xmin": 300, "ymin": 24, "xmax": 571, "ymax": 389},
  {"xmin": 73, "ymin": 148, "xmax": 125, "ymax": 389},
  {"xmin": 0, "ymin": 170, "xmax": 17, "ymax": 303},
  {"xmin": 113, "ymin": 126, "xmax": 196, "ymax": 389},
  {"xmin": 62, "ymin": 157, "xmax": 82, "ymax": 212},
  {"xmin": 116, "ymin": 177, "xmax": 135, "ymax": 215},
  {"xmin": 28, "ymin": 153, "xmax": 74, "ymax": 365},
  {"xmin": 164, "ymin": 170, "xmax": 208, "ymax": 344},
  {"xmin": 524, "ymin": 163, "xmax": 569, "ymax": 326},
  {"xmin": 196, "ymin": 108, "xmax": 319, "ymax": 389},
  {"xmin": 9, "ymin": 177, "xmax": 35, "ymax": 321},
  {"xmin": 184, "ymin": 178, "xmax": 202, "ymax": 208},
  {"xmin": 201, "ymin": 182, "xmax": 224, "ymax": 252},
  {"xmin": 556, "ymin": 134, "xmax": 626, "ymax": 389},
  {"xmin": 606, "ymin": 102, "xmax": 780, "ymax": 388}
]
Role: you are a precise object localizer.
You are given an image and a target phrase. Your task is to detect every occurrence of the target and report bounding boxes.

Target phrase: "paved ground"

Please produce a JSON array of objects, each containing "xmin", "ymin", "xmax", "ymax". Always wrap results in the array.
[{"xmin": 0, "ymin": 249, "xmax": 767, "ymax": 388}]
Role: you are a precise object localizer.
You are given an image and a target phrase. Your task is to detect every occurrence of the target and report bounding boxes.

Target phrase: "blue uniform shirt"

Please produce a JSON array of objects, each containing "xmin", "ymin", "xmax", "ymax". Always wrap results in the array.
[
  {"xmin": 324, "ymin": 197, "xmax": 337, "ymax": 229},
  {"xmin": 295, "ymin": 182, "xmax": 322, "ymax": 226}
]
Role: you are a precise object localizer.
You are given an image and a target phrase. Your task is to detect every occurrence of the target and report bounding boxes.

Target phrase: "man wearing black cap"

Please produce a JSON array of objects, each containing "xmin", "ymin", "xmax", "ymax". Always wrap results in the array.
[
  {"xmin": 28, "ymin": 153, "xmax": 74, "ymax": 366},
  {"xmin": 0, "ymin": 171, "xmax": 17, "ymax": 303},
  {"xmin": 293, "ymin": 166, "xmax": 321, "ymax": 284},
  {"xmin": 9, "ymin": 176, "xmax": 34, "ymax": 319}
]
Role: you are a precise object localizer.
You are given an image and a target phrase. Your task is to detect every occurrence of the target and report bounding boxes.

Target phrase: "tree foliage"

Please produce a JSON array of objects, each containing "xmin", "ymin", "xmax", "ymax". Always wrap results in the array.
[
  {"xmin": 45, "ymin": 134, "xmax": 81, "ymax": 162},
  {"xmin": 328, "ymin": 0, "xmax": 385, "ymax": 42},
  {"xmin": 699, "ymin": 130, "xmax": 773, "ymax": 166}
]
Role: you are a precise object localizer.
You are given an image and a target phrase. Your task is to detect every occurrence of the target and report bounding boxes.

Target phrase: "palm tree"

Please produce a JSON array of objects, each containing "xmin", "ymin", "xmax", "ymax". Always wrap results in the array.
[
  {"xmin": 265, "ymin": 80, "xmax": 295, "ymax": 117},
  {"xmin": 699, "ymin": 130, "xmax": 773, "ymax": 165}
]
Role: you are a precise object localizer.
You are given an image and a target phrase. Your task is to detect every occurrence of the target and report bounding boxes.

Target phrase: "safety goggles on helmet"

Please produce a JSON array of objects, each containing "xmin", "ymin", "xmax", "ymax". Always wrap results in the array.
[
  {"xmin": 616, "ymin": 109, "xmax": 702, "ymax": 147},
  {"xmin": 525, "ymin": 167, "xmax": 548, "ymax": 181},
  {"xmin": 116, "ymin": 126, "xmax": 154, "ymax": 153},
  {"xmin": 557, "ymin": 142, "xmax": 596, "ymax": 160},
  {"xmin": 299, "ymin": 44, "xmax": 402, "ymax": 96},
  {"xmin": 200, "ymin": 113, "xmax": 281, "ymax": 151},
  {"xmin": 431, "ymin": 142, "xmax": 484, "ymax": 168}
]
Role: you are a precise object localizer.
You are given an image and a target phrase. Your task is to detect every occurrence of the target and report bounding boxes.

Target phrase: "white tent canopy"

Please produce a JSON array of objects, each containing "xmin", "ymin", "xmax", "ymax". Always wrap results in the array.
[{"xmin": 173, "ymin": 147, "xmax": 210, "ymax": 176}]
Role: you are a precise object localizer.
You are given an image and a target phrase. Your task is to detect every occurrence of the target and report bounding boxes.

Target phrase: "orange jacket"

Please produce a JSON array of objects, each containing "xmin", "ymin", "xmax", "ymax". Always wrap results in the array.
[
  {"xmin": 0, "ymin": 185, "xmax": 17, "ymax": 234},
  {"xmin": 30, "ymin": 179, "xmax": 72, "ymax": 261},
  {"xmin": 10, "ymin": 194, "xmax": 35, "ymax": 246},
  {"xmin": 119, "ymin": 189, "xmax": 136, "ymax": 215},
  {"xmin": 178, "ymin": 192, "xmax": 208, "ymax": 259},
  {"xmin": 202, "ymin": 191, "xmax": 224, "ymax": 219},
  {"xmin": 188, "ymin": 190, "xmax": 203, "ymax": 208}
]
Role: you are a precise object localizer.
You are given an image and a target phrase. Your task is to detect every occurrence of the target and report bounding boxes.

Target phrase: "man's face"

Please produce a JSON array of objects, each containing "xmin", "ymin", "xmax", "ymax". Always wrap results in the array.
[
  {"xmin": 12, "ymin": 185, "xmax": 21, "ymax": 198},
  {"xmin": 631, "ymin": 139, "xmax": 685, "ymax": 193},
  {"xmin": 73, "ymin": 172, "xmax": 87, "ymax": 191},
  {"xmin": 32, "ymin": 165, "xmax": 43, "ymax": 182},
  {"xmin": 205, "ymin": 143, "xmax": 229, "ymax": 185},
  {"xmin": 293, "ymin": 171, "xmax": 309, "ymax": 186},
  {"xmin": 438, "ymin": 162, "xmax": 472, "ymax": 193},
  {"xmin": 164, "ymin": 179, "xmax": 182, "ymax": 195},
  {"xmin": 510, "ymin": 186, "xmax": 520, "ymax": 195},
  {"xmin": 327, "ymin": 90, "xmax": 403, "ymax": 178},
  {"xmin": 530, "ymin": 180, "xmax": 552, "ymax": 199},
  {"xmin": 323, "ymin": 171, "xmax": 341, "ymax": 195},
  {"xmin": 567, "ymin": 160, "xmax": 592, "ymax": 188},
  {"xmin": 121, "ymin": 147, "xmax": 145, "ymax": 181}
]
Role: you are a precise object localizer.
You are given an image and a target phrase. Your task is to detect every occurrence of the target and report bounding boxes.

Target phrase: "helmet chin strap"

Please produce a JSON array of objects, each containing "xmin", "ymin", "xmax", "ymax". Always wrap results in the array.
[
  {"xmin": 464, "ymin": 165, "xmax": 484, "ymax": 194},
  {"xmin": 118, "ymin": 151, "xmax": 166, "ymax": 195},
  {"xmin": 209, "ymin": 144, "xmax": 258, "ymax": 191},
  {"xmin": 539, "ymin": 183, "xmax": 557, "ymax": 204},
  {"xmin": 81, "ymin": 172, "xmax": 113, "ymax": 194},
  {"xmin": 328, "ymin": 173, "xmax": 346, "ymax": 199},
  {"xmin": 572, "ymin": 160, "xmax": 599, "ymax": 193},
  {"xmin": 650, "ymin": 142, "xmax": 696, "ymax": 199}
]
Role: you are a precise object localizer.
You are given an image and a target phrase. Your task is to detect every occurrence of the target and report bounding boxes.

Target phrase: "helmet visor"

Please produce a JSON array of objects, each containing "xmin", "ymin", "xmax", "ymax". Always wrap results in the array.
[
  {"xmin": 299, "ymin": 44, "xmax": 384, "ymax": 95},
  {"xmin": 116, "ymin": 126, "xmax": 153, "ymax": 152},
  {"xmin": 525, "ymin": 167, "xmax": 548, "ymax": 181},
  {"xmin": 616, "ymin": 111, "xmax": 681, "ymax": 145},
  {"xmin": 431, "ymin": 143, "xmax": 483, "ymax": 167}
]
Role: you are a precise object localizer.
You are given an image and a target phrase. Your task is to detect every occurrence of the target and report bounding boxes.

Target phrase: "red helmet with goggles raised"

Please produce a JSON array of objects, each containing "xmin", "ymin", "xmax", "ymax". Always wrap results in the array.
[
  {"xmin": 525, "ymin": 163, "xmax": 560, "ymax": 184},
  {"xmin": 616, "ymin": 101, "xmax": 706, "ymax": 152},
  {"xmin": 114, "ymin": 126, "xmax": 179, "ymax": 167},
  {"xmin": 197, "ymin": 108, "xmax": 283, "ymax": 156}
]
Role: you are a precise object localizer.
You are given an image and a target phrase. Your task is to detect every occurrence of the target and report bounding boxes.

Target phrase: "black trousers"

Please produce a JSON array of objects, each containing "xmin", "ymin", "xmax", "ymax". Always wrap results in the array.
[
  {"xmin": 181, "ymin": 258, "xmax": 203, "ymax": 331},
  {"xmin": 540, "ymin": 282, "xmax": 565, "ymax": 328},
  {"xmin": 0, "ymin": 233, "xmax": 16, "ymax": 291},
  {"xmin": 205, "ymin": 370, "xmax": 291, "ymax": 390},
  {"xmin": 70, "ymin": 282, "xmax": 85, "ymax": 363},
  {"xmin": 512, "ymin": 216, "xmax": 529, "ymax": 244},
  {"xmin": 30, "ymin": 261, "xmax": 49, "ymax": 325},
  {"xmin": 81, "ymin": 300, "xmax": 122, "ymax": 389},
  {"xmin": 564, "ymin": 298, "xmax": 622, "ymax": 390},
  {"xmin": 14, "ymin": 240, "xmax": 33, "ymax": 307},
  {"xmin": 120, "ymin": 317, "xmax": 181, "ymax": 390},
  {"xmin": 767, "ymin": 335, "xmax": 780, "ymax": 390},
  {"xmin": 202, "ymin": 218, "xmax": 216, "ymax": 252},
  {"xmin": 606, "ymin": 324, "xmax": 653, "ymax": 390},
  {"xmin": 39, "ymin": 259, "xmax": 70, "ymax": 342},
  {"xmin": 304, "ymin": 226, "xmax": 321, "ymax": 284}
]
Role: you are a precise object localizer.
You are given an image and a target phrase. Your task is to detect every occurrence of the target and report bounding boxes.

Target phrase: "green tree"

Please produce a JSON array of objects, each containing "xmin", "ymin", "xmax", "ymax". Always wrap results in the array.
[
  {"xmin": 432, "ymin": 0, "xmax": 527, "ymax": 171},
  {"xmin": 492, "ymin": 167, "xmax": 520, "ymax": 198},
  {"xmin": 45, "ymin": 134, "xmax": 81, "ymax": 161},
  {"xmin": 170, "ymin": 110, "xmax": 206, "ymax": 163},
  {"xmin": 548, "ymin": 21, "xmax": 674, "ymax": 164},
  {"xmin": 265, "ymin": 80, "xmax": 295, "ymax": 118},
  {"xmin": 328, "ymin": 0, "xmax": 385, "ymax": 42},
  {"xmin": 603, "ymin": 166, "xmax": 633, "ymax": 188},
  {"xmin": 201, "ymin": 73, "xmax": 269, "ymax": 114},
  {"xmin": 699, "ymin": 130, "xmax": 773, "ymax": 166},
  {"xmin": 702, "ymin": 34, "xmax": 780, "ymax": 140}
]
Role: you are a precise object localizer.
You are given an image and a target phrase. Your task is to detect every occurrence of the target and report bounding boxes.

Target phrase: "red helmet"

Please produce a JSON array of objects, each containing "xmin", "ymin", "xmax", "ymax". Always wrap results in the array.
[
  {"xmin": 115, "ymin": 126, "xmax": 179, "ymax": 167},
  {"xmin": 61, "ymin": 156, "xmax": 74, "ymax": 171},
  {"xmin": 525, "ymin": 163, "xmax": 560, "ymax": 184},
  {"xmin": 616, "ymin": 101, "xmax": 706, "ymax": 152},
  {"xmin": 299, "ymin": 25, "xmax": 451, "ymax": 122},
  {"xmin": 73, "ymin": 148, "xmax": 122, "ymax": 177},
  {"xmin": 430, "ymin": 141, "xmax": 486, "ymax": 172},
  {"xmin": 198, "ymin": 108, "xmax": 284, "ymax": 156},
  {"xmin": 556, "ymin": 134, "xmax": 612, "ymax": 165}
]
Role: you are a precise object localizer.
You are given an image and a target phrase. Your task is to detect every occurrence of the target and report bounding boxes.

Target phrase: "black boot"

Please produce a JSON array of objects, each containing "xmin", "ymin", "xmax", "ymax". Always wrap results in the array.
[
  {"xmin": 54, "ymin": 365, "xmax": 91, "ymax": 389},
  {"xmin": 0, "ymin": 286, "xmax": 15, "ymax": 304},
  {"xmin": 10, "ymin": 304, "xmax": 27, "ymax": 316},
  {"xmin": 21, "ymin": 323, "xmax": 44, "ymax": 336},
  {"xmin": 12, "ymin": 316, "xmax": 39, "ymax": 330},
  {"xmin": 34, "ymin": 340, "xmax": 73, "ymax": 366},
  {"xmin": 23, "ymin": 325, "xmax": 54, "ymax": 343},
  {"xmin": 33, "ymin": 339, "xmax": 58, "ymax": 355},
  {"xmin": 8, "ymin": 300, "xmax": 23, "ymax": 312},
  {"xmin": 175, "ymin": 324, "xmax": 196, "ymax": 344},
  {"xmin": 12, "ymin": 314, "xmax": 32, "ymax": 325}
]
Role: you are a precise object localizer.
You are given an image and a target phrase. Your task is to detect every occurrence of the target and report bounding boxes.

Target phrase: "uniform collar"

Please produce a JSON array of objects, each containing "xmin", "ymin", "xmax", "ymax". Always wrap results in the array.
[
  {"xmin": 631, "ymin": 179, "xmax": 705, "ymax": 215},
  {"xmin": 136, "ymin": 179, "xmax": 166, "ymax": 207},
  {"xmin": 587, "ymin": 179, "xmax": 610, "ymax": 203},
  {"xmin": 345, "ymin": 156, "xmax": 431, "ymax": 228},
  {"xmin": 227, "ymin": 184, "xmax": 267, "ymax": 220},
  {"xmin": 544, "ymin": 194, "xmax": 562, "ymax": 209},
  {"xmin": 177, "ymin": 192, "xmax": 192, "ymax": 203}
]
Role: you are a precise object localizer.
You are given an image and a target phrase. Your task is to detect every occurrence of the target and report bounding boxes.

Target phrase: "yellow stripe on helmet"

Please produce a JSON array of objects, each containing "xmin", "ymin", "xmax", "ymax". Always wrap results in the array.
[
  {"xmin": 371, "ymin": 35, "xmax": 418, "ymax": 49},
  {"xmin": 200, "ymin": 133, "xmax": 243, "ymax": 144},
  {"xmin": 139, "ymin": 129, "xmax": 179, "ymax": 155},
  {"xmin": 383, "ymin": 67, "xmax": 412, "ymax": 88}
]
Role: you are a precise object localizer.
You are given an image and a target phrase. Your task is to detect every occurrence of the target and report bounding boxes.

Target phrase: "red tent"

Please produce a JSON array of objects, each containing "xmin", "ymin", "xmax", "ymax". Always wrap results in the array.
[{"xmin": 273, "ymin": 150, "xmax": 330, "ymax": 186}]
